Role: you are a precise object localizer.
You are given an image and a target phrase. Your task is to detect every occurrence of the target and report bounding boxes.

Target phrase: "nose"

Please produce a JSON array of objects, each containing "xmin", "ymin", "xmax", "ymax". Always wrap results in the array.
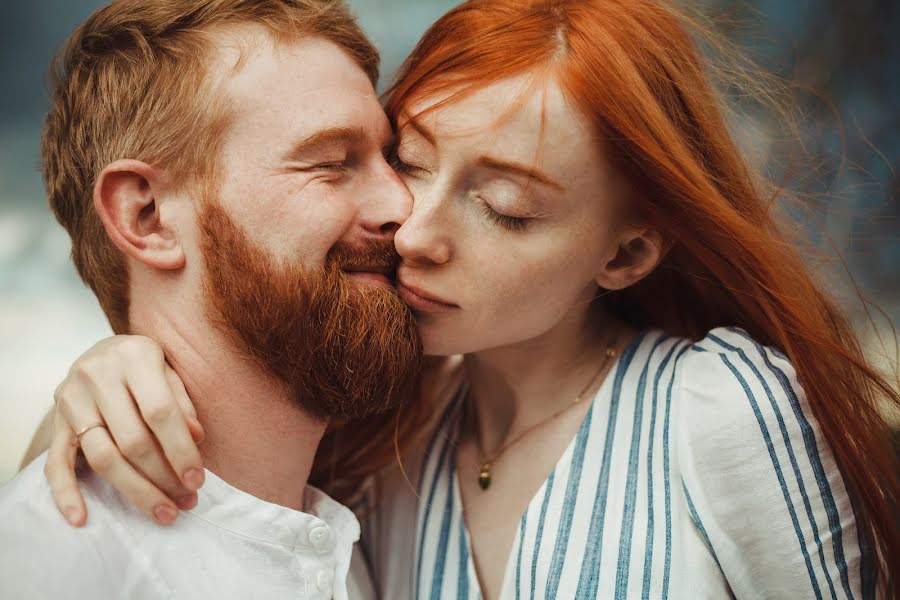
[
  {"xmin": 394, "ymin": 188, "xmax": 451, "ymax": 266},
  {"xmin": 355, "ymin": 155, "xmax": 413, "ymax": 239}
]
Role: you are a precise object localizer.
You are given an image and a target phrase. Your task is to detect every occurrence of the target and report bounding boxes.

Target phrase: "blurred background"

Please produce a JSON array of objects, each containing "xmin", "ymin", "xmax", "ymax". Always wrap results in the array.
[{"xmin": 0, "ymin": 0, "xmax": 897, "ymax": 484}]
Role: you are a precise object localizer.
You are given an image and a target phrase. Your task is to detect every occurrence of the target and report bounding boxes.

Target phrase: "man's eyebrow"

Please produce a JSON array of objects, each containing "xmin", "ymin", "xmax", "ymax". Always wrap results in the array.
[
  {"xmin": 477, "ymin": 156, "xmax": 565, "ymax": 190},
  {"xmin": 282, "ymin": 126, "xmax": 367, "ymax": 161}
]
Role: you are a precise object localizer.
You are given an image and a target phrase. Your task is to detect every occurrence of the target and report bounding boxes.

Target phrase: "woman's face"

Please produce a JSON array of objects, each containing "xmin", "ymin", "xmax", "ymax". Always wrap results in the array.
[{"xmin": 393, "ymin": 75, "xmax": 642, "ymax": 356}]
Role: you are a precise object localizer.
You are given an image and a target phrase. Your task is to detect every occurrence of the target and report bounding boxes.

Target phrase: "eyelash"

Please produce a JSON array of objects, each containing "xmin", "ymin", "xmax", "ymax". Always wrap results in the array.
[
  {"xmin": 390, "ymin": 154, "xmax": 530, "ymax": 232},
  {"xmin": 477, "ymin": 199, "xmax": 530, "ymax": 232},
  {"xmin": 313, "ymin": 162, "xmax": 346, "ymax": 172},
  {"xmin": 388, "ymin": 154, "xmax": 427, "ymax": 177}
]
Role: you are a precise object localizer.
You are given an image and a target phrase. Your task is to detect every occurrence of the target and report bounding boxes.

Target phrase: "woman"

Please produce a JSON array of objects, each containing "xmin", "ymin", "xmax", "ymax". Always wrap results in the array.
[{"xmin": 34, "ymin": 0, "xmax": 898, "ymax": 598}]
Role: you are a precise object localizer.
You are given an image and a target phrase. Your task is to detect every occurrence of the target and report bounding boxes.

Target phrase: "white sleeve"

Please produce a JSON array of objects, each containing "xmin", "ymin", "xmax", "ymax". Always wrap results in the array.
[
  {"xmin": 676, "ymin": 327, "xmax": 877, "ymax": 600},
  {"xmin": 0, "ymin": 454, "xmax": 123, "ymax": 599}
]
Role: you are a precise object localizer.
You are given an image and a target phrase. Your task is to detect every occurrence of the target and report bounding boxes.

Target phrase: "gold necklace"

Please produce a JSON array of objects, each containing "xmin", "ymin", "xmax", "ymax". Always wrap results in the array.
[{"xmin": 471, "ymin": 339, "xmax": 619, "ymax": 491}]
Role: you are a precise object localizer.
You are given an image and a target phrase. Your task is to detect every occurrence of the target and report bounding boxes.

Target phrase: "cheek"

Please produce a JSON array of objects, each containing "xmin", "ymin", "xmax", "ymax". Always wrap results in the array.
[
  {"xmin": 421, "ymin": 243, "xmax": 598, "ymax": 355},
  {"xmin": 223, "ymin": 176, "xmax": 355, "ymax": 266},
  {"xmin": 478, "ymin": 252, "xmax": 587, "ymax": 324}
]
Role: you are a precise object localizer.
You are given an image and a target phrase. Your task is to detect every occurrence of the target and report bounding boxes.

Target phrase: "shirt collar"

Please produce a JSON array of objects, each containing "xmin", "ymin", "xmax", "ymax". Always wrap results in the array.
[{"xmin": 188, "ymin": 469, "xmax": 360, "ymax": 553}]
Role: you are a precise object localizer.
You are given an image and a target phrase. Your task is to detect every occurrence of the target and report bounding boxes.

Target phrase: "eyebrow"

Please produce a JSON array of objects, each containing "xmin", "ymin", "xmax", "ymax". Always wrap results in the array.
[
  {"xmin": 403, "ymin": 118, "xmax": 436, "ymax": 146},
  {"xmin": 403, "ymin": 116, "xmax": 564, "ymax": 191},
  {"xmin": 477, "ymin": 156, "xmax": 565, "ymax": 190},
  {"xmin": 282, "ymin": 126, "xmax": 368, "ymax": 162}
]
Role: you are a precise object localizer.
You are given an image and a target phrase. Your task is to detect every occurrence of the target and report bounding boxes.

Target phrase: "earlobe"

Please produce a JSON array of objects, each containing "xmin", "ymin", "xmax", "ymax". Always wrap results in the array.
[
  {"xmin": 94, "ymin": 160, "xmax": 185, "ymax": 271},
  {"xmin": 595, "ymin": 227, "xmax": 666, "ymax": 290}
]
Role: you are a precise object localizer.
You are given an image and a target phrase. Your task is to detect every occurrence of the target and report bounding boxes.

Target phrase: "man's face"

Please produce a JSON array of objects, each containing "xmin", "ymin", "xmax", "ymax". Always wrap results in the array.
[
  {"xmin": 196, "ymin": 31, "xmax": 421, "ymax": 419},
  {"xmin": 212, "ymin": 31, "xmax": 410, "ymax": 278}
]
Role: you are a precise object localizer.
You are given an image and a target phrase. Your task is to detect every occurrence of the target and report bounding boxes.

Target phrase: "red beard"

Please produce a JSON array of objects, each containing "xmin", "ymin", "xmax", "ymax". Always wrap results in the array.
[{"xmin": 198, "ymin": 201, "xmax": 422, "ymax": 420}]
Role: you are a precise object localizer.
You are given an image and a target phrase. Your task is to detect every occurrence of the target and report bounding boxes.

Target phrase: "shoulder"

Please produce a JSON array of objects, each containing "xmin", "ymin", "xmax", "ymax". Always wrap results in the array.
[
  {"xmin": 670, "ymin": 330, "xmax": 872, "ymax": 598},
  {"xmin": 0, "ymin": 453, "xmax": 137, "ymax": 595},
  {"xmin": 673, "ymin": 326, "xmax": 806, "ymax": 452}
]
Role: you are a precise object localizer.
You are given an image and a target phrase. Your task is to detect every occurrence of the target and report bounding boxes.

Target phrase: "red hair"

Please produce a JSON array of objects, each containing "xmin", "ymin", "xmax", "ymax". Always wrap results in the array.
[{"xmin": 313, "ymin": 0, "xmax": 899, "ymax": 588}]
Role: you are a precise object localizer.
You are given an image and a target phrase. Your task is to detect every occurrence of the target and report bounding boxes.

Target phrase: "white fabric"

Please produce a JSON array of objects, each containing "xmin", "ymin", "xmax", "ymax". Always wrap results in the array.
[
  {"xmin": 361, "ymin": 327, "xmax": 877, "ymax": 599},
  {"xmin": 0, "ymin": 453, "xmax": 375, "ymax": 600}
]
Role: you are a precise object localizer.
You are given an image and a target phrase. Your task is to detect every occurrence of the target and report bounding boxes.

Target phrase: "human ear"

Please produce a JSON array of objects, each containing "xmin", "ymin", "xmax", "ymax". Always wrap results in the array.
[
  {"xmin": 93, "ymin": 160, "xmax": 185, "ymax": 270},
  {"xmin": 595, "ymin": 227, "xmax": 666, "ymax": 290}
]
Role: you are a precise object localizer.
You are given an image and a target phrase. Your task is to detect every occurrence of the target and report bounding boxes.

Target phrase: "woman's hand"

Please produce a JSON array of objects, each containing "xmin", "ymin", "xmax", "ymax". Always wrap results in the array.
[{"xmin": 46, "ymin": 335, "xmax": 206, "ymax": 526}]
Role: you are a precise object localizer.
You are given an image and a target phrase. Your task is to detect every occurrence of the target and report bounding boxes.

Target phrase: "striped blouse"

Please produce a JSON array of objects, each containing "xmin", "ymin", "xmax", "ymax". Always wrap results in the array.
[{"xmin": 360, "ymin": 327, "xmax": 876, "ymax": 599}]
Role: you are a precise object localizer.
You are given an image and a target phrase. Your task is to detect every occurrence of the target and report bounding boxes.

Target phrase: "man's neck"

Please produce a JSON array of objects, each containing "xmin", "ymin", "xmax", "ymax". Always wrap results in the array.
[{"xmin": 133, "ymin": 312, "xmax": 325, "ymax": 512}]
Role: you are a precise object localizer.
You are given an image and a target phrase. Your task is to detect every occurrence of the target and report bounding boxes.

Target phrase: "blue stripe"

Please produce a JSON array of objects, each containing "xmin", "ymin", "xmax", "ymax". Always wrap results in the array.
[
  {"xmin": 529, "ymin": 471, "xmax": 555, "ymax": 600},
  {"xmin": 711, "ymin": 332, "xmax": 842, "ymax": 599},
  {"xmin": 459, "ymin": 511, "xmax": 470, "ymax": 600},
  {"xmin": 847, "ymin": 494, "xmax": 877, "ymax": 600},
  {"xmin": 641, "ymin": 341, "xmax": 683, "ymax": 599},
  {"xmin": 662, "ymin": 343, "xmax": 694, "ymax": 598},
  {"xmin": 682, "ymin": 480, "xmax": 724, "ymax": 571},
  {"xmin": 416, "ymin": 395, "xmax": 463, "ymax": 599},
  {"xmin": 574, "ymin": 333, "xmax": 646, "ymax": 597},
  {"xmin": 723, "ymin": 328, "xmax": 855, "ymax": 599},
  {"xmin": 614, "ymin": 334, "xmax": 669, "ymax": 598},
  {"xmin": 429, "ymin": 447, "xmax": 458, "ymax": 600},
  {"xmin": 542, "ymin": 333, "xmax": 645, "ymax": 598},
  {"xmin": 541, "ymin": 390, "xmax": 596, "ymax": 598},
  {"xmin": 718, "ymin": 353, "xmax": 824, "ymax": 599},
  {"xmin": 515, "ymin": 510, "xmax": 528, "ymax": 600}
]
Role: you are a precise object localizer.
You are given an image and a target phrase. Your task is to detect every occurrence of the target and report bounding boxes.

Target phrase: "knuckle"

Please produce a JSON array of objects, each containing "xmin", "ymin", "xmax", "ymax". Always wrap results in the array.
[
  {"xmin": 52, "ymin": 379, "xmax": 73, "ymax": 406},
  {"xmin": 143, "ymin": 401, "xmax": 177, "ymax": 427},
  {"xmin": 69, "ymin": 355, "xmax": 106, "ymax": 383},
  {"xmin": 43, "ymin": 459, "xmax": 61, "ymax": 481},
  {"xmin": 120, "ymin": 336, "xmax": 164, "ymax": 362},
  {"xmin": 119, "ymin": 433, "xmax": 154, "ymax": 460},
  {"xmin": 86, "ymin": 446, "xmax": 117, "ymax": 474}
]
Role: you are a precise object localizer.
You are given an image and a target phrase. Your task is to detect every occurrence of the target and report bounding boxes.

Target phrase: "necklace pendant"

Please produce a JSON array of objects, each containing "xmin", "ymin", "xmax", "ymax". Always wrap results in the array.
[{"xmin": 478, "ymin": 463, "xmax": 492, "ymax": 490}]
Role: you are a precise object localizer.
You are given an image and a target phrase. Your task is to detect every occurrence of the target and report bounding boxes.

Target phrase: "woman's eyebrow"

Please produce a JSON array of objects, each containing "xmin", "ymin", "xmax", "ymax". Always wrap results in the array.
[{"xmin": 477, "ymin": 156, "xmax": 565, "ymax": 190}]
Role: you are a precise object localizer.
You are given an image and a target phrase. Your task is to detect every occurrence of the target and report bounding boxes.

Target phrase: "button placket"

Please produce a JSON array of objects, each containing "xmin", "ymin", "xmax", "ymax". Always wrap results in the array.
[
  {"xmin": 307, "ymin": 523, "xmax": 334, "ymax": 554},
  {"xmin": 315, "ymin": 568, "xmax": 334, "ymax": 592}
]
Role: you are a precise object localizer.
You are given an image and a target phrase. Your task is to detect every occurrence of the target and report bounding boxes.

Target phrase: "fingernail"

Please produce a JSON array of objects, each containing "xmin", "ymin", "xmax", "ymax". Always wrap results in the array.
[
  {"xmin": 175, "ymin": 494, "xmax": 197, "ymax": 510},
  {"xmin": 183, "ymin": 468, "xmax": 204, "ymax": 490},
  {"xmin": 153, "ymin": 504, "xmax": 177, "ymax": 523},
  {"xmin": 64, "ymin": 506, "xmax": 82, "ymax": 525}
]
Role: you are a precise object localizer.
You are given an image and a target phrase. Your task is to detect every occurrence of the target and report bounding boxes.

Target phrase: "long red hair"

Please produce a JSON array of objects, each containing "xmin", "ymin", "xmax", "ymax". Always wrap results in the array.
[{"xmin": 312, "ymin": 0, "xmax": 899, "ymax": 589}]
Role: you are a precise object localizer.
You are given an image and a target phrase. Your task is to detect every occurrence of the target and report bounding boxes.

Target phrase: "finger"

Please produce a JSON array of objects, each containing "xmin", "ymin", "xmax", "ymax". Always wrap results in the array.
[
  {"xmin": 128, "ymin": 366, "xmax": 205, "ymax": 492},
  {"xmin": 57, "ymin": 373, "xmax": 194, "ymax": 509},
  {"xmin": 45, "ymin": 412, "xmax": 86, "ymax": 527},
  {"xmin": 92, "ymin": 381, "xmax": 195, "ymax": 504},
  {"xmin": 78, "ymin": 426, "xmax": 182, "ymax": 525},
  {"xmin": 164, "ymin": 365, "xmax": 205, "ymax": 445}
]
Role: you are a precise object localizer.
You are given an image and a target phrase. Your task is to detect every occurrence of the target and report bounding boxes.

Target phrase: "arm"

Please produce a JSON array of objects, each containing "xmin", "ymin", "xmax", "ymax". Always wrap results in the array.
[
  {"xmin": 42, "ymin": 335, "xmax": 206, "ymax": 526},
  {"xmin": 678, "ymin": 328, "xmax": 875, "ymax": 599},
  {"xmin": 20, "ymin": 407, "xmax": 55, "ymax": 469}
]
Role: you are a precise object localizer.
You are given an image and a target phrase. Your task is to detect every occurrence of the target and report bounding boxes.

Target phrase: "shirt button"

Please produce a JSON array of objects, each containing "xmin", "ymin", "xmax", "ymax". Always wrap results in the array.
[
  {"xmin": 308, "ymin": 524, "xmax": 333, "ymax": 553},
  {"xmin": 316, "ymin": 569, "xmax": 334, "ymax": 591}
]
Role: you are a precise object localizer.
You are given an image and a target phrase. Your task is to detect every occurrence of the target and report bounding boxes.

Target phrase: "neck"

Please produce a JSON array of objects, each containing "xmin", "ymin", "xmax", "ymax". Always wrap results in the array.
[
  {"xmin": 132, "ymin": 305, "xmax": 325, "ymax": 511},
  {"xmin": 463, "ymin": 305, "xmax": 630, "ymax": 454}
]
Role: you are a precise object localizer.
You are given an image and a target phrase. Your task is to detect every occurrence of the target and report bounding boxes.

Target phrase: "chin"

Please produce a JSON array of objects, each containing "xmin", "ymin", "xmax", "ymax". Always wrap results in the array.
[
  {"xmin": 419, "ymin": 322, "xmax": 462, "ymax": 357},
  {"xmin": 419, "ymin": 322, "xmax": 492, "ymax": 357}
]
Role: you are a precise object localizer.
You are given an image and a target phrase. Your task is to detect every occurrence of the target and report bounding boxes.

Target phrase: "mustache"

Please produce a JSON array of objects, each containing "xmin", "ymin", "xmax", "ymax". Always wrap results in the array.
[{"xmin": 327, "ymin": 239, "xmax": 400, "ymax": 275}]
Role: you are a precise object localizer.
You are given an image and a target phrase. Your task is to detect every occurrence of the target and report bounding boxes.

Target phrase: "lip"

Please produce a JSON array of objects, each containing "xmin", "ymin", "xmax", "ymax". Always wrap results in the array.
[
  {"xmin": 344, "ymin": 270, "xmax": 393, "ymax": 288},
  {"xmin": 396, "ymin": 279, "xmax": 459, "ymax": 313}
]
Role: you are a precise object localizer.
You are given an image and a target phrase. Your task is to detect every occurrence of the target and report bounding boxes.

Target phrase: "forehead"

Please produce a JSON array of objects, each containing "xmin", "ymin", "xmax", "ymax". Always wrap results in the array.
[
  {"xmin": 212, "ymin": 30, "xmax": 388, "ymax": 144},
  {"xmin": 404, "ymin": 75, "xmax": 599, "ymax": 167}
]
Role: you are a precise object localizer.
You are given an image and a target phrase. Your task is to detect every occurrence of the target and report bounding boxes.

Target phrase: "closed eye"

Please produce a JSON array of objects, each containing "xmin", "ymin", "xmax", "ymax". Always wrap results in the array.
[{"xmin": 477, "ymin": 197, "xmax": 530, "ymax": 232}]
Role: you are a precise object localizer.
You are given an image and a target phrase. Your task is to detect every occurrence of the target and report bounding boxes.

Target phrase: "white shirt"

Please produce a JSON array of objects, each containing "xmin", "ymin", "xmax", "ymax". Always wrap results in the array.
[
  {"xmin": 0, "ymin": 453, "xmax": 375, "ymax": 600},
  {"xmin": 361, "ymin": 327, "xmax": 876, "ymax": 599}
]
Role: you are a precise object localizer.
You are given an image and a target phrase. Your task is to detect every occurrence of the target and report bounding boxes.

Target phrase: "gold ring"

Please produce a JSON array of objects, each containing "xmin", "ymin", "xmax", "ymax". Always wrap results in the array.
[{"xmin": 75, "ymin": 422, "xmax": 106, "ymax": 439}]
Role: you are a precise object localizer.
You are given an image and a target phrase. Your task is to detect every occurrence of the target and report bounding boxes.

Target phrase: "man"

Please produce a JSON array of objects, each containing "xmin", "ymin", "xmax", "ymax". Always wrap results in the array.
[{"xmin": 0, "ymin": 1, "xmax": 421, "ymax": 598}]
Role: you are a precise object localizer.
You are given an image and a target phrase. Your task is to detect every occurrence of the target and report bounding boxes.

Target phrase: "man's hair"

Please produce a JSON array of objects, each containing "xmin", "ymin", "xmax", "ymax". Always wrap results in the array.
[{"xmin": 43, "ymin": 0, "xmax": 379, "ymax": 333}]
